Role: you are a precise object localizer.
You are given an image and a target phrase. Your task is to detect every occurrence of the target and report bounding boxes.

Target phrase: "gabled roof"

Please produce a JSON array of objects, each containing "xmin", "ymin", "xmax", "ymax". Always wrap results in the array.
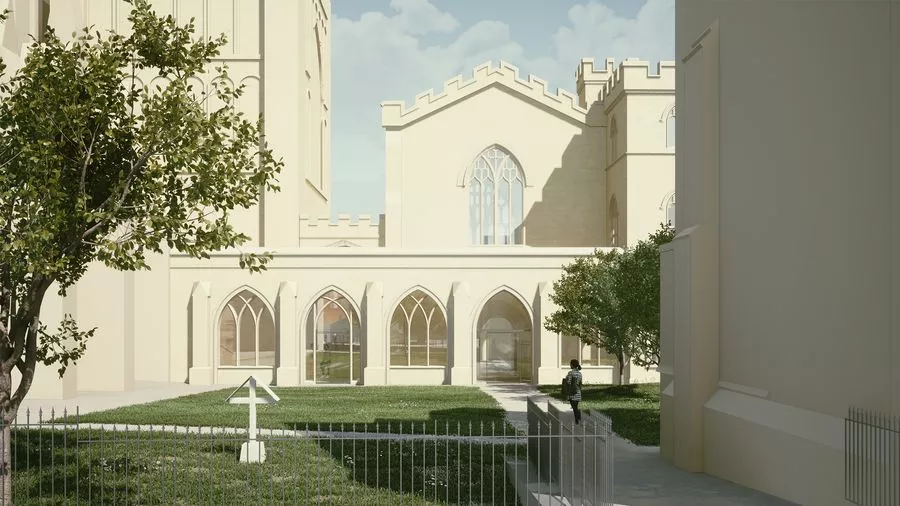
[{"xmin": 381, "ymin": 60, "xmax": 587, "ymax": 129}]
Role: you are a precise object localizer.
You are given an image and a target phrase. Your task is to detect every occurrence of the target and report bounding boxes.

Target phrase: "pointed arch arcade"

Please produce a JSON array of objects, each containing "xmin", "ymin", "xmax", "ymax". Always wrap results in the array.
[
  {"xmin": 217, "ymin": 287, "xmax": 276, "ymax": 368},
  {"xmin": 389, "ymin": 288, "xmax": 448, "ymax": 367},
  {"xmin": 467, "ymin": 145, "xmax": 525, "ymax": 246},
  {"xmin": 474, "ymin": 288, "xmax": 534, "ymax": 383},
  {"xmin": 305, "ymin": 288, "xmax": 362, "ymax": 384}
]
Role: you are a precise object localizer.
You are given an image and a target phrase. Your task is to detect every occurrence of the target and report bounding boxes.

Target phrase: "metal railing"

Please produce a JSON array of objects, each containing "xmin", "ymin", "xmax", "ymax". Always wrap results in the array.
[
  {"xmin": 526, "ymin": 396, "xmax": 615, "ymax": 506},
  {"xmin": 846, "ymin": 406, "xmax": 900, "ymax": 506},
  {"xmin": 0, "ymin": 407, "xmax": 614, "ymax": 505}
]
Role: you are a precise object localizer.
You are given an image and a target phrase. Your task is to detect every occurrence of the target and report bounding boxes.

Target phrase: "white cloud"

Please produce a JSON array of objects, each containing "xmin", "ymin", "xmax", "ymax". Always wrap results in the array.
[{"xmin": 330, "ymin": 0, "xmax": 674, "ymax": 217}]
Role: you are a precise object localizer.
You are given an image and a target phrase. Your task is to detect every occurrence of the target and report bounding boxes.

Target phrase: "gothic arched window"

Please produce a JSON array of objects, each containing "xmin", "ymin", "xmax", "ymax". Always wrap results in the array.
[
  {"xmin": 468, "ymin": 146, "xmax": 525, "ymax": 245},
  {"xmin": 218, "ymin": 289, "xmax": 276, "ymax": 367},
  {"xmin": 389, "ymin": 289, "xmax": 448, "ymax": 367}
]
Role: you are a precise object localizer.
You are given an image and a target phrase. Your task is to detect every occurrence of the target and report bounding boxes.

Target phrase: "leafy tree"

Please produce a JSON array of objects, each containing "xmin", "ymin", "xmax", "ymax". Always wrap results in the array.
[
  {"xmin": 614, "ymin": 223, "xmax": 676, "ymax": 368},
  {"xmin": 545, "ymin": 250, "xmax": 632, "ymax": 383},
  {"xmin": 0, "ymin": 1, "xmax": 280, "ymax": 499}
]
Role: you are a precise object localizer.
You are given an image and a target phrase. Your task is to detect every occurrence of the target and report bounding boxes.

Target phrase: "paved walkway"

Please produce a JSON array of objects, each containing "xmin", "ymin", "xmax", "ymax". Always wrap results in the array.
[
  {"xmin": 478, "ymin": 383, "xmax": 798, "ymax": 506},
  {"xmin": 15, "ymin": 380, "xmax": 226, "ymax": 423}
]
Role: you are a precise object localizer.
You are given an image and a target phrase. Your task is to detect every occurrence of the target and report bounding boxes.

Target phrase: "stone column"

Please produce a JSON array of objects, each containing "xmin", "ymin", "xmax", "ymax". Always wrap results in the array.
[
  {"xmin": 361, "ymin": 282, "xmax": 386, "ymax": 385},
  {"xmin": 275, "ymin": 282, "xmax": 299, "ymax": 386},
  {"xmin": 536, "ymin": 282, "xmax": 560, "ymax": 385},
  {"xmin": 449, "ymin": 282, "xmax": 473, "ymax": 385},
  {"xmin": 262, "ymin": 0, "xmax": 303, "ymax": 247},
  {"xmin": 188, "ymin": 281, "xmax": 214, "ymax": 385}
]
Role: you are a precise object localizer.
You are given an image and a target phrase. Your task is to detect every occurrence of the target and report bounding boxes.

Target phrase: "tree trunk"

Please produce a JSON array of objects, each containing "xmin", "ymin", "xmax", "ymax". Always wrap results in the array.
[
  {"xmin": 0, "ymin": 370, "xmax": 13, "ymax": 506},
  {"xmin": 1, "ymin": 418, "xmax": 9, "ymax": 506},
  {"xmin": 616, "ymin": 352, "xmax": 630, "ymax": 386}
]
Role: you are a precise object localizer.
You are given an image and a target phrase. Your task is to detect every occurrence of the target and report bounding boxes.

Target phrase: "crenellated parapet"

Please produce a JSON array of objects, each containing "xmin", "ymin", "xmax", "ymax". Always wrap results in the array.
[
  {"xmin": 299, "ymin": 214, "xmax": 384, "ymax": 247},
  {"xmin": 576, "ymin": 57, "xmax": 616, "ymax": 85},
  {"xmin": 381, "ymin": 60, "xmax": 588, "ymax": 128},
  {"xmin": 576, "ymin": 57, "xmax": 616, "ymax": 107},
  {"xmin": 598, "ymin": 58, "xmax": 676, "ymax": 104}
]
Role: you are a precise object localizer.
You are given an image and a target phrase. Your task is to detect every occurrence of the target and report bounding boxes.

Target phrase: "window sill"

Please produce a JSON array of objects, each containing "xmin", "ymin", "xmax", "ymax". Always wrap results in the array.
[{"xmin": 388, "ymin": 365, "xmax": 448, "ymax": 369}]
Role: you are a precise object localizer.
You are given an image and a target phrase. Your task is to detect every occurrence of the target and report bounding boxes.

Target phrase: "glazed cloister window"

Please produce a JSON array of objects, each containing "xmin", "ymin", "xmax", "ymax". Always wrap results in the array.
[
  {"xmin": 390, "ymin": 290, "xmax": 448, "ymax": 367},
  {"xmin": 218, "ymin": 289, "xmax": 276, "ymax": 367}
]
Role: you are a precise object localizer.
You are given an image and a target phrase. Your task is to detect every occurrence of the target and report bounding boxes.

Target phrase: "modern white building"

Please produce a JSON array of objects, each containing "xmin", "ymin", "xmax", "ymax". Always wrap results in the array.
[
  {"xmin": 660, "ymin": 1, "xmax": 899, "ymax": 505},
  {"xmin": 4, "ymin": 0, "xmax": 675, "ymax": 398}
]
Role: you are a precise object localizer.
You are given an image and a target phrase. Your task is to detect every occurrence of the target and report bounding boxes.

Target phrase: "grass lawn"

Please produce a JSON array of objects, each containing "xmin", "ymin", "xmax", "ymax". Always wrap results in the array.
[
  {"xmin": 77, "ymin": 386, "xmax": 510, "ymax": 435},
  {"xmin": 537, "ymin": 383, "xmax": 660, "ymax": 446},
  {"xmin": 10, "ymin": 427, "xmax": 521, "ymax": 505}
]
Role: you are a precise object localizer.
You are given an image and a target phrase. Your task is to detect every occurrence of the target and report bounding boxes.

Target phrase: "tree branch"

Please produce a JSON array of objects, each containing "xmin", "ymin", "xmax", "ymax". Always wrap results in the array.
[
  {"xmin": 9, "ymin": 319, "xmax": 39, "ymax": 412},
  {"xmin": 3, "ymin": 275, "xmax": 51, "ymax": 374},
  {"xmin": 79, "ymin": 121, "xmax": 102, "ymax": 197},
  {"xmin": 81, "ymin": 145, "xmax": 158, "ymax": 240}
]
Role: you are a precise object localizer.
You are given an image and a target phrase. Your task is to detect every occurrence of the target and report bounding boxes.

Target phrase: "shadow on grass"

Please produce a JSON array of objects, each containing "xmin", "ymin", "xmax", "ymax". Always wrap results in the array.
[
  {"xmin": 6, "ymin": 410, "xmax": 524, "ymax": 505},
  {"xmin": 282, "ymin": 407, "xmax": 515, "ymax": 436},
  {"xmin": 596, "ymin": 407, "xmax": 659, "ymax": 446},
  {"xmin": 278, "ymin": 407, "xmax": 524, "ymax": 504},
  {"xmin": 313, "ymin": 428, "xmax": 523, "ymax": 505}
]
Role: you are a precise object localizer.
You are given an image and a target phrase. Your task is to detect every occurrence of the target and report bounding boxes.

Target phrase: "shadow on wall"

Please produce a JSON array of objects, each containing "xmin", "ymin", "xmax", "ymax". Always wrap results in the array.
[
  {"xmin": 524, "ymin": 101, "xmax": 606, "ymax": 247},
  {"xmin": 185, "ymin": 297, "xmax": 193, "ymax": 384},
  {"xmin": 2, "ymin": 0, "xmax": 44, "ymax": 53}
]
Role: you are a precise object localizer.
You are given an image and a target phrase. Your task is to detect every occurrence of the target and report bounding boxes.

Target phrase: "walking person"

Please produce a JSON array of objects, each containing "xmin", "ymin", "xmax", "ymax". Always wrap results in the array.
[{"xmin": 565, "ymin": 359, "xmax": 583, "ymax": 424}]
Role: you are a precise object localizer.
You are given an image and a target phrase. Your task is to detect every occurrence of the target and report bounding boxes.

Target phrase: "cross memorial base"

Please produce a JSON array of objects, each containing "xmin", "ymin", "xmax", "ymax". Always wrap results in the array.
[{"xmin": 239, "ymin": 440, "xmax": 266, "ymax": 463}]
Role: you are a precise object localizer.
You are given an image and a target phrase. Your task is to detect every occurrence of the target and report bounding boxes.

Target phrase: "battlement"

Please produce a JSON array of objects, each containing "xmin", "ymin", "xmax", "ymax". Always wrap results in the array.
[
  {"xmin": 299, "ymin": 214, "xmax": 381, "ymax": 230},
  {"xmin": 575, "ymin": 57, "xmax": 616, "ymax": 108},
  {"xmin": 598, "ymin": 58, "xmax": 676, "ymax": 104},
  {"xmin": 381, "ymin": 60, "xmax": 588, "ymax": 128},
  {"xmin": 576, "ymin": 57, "xmax": 616, "ymax": 83},
  {"xmin": 299, "ymin": 214, "xmax": 383, "ymax": 247}
]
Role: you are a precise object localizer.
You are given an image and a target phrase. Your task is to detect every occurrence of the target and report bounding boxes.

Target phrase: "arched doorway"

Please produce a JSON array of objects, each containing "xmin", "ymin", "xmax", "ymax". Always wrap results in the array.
[
  {"xmin": 476, "ymin": 290, "xmax": 533, "ymax": 383},
  {"xmin": 305, "ymin": 290, "xmax": 362, "ymax": 384}
]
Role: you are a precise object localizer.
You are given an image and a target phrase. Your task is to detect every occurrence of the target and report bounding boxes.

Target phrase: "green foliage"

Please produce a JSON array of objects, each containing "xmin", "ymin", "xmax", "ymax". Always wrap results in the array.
[
  {"xmin": 0, "ymin": 0, "xmax": 282, "ymax": 417},
  {"xmin": 544, "ymin": 249, "xmax": 631, "ymax": 378},
  {"xmin": 614, "ymin": 222, "xmax": 676, "ymax": 368},
  {"xmin": 545, "ymin": 223, "xmax": 676, "ymax": 379}
]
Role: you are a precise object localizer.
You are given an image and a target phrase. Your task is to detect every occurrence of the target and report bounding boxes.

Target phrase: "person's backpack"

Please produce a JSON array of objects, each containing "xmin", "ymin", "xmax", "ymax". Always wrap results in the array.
[{"xmin": 561, "ymin": 375, "xmax": 571, "ymax": 397}]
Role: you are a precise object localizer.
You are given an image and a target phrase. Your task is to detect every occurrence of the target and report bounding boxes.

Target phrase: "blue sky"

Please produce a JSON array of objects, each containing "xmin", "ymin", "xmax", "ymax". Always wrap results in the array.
[{"xmin": 330, "ymin": 0, "xmax": 675, "ymax": 218}]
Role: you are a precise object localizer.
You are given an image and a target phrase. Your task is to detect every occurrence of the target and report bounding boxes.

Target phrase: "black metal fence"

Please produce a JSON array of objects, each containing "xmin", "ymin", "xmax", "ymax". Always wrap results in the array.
[
  {"xmin": 0, "ymin": 407, "xmax": 614, "ymax": 505},
  {"xmin": 846, "ymin": 406, "xmax": 900, "ymax": 506}
]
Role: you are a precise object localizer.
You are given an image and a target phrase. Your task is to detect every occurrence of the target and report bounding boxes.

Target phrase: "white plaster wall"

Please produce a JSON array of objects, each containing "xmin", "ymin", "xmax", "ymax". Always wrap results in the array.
[
  {"xmin": 299, "ymin": 0, "xmax": 331, "ymax": 219},
  {"xmin": 626, "ymin": 94, "xmax": 676, "ymax": 154},
  {"xmin": 75, "ymin": 265, "xmax": 132, "ymax": 391},
  {"xmin": 168, "ymin": 247, "xmax": 610, "ymax": 387},
  {"xmin": 388, "ymin": 86, "xmax": 604, "ymax": 248},
  {"xmin": 625, "ymin": 155, "xmax": 675, "ymax": 244},
  {"xmin": 668, "ymin": 1, "xmax": 900, "ymax": 505},
  {"xmin": 605, "ymin": 162, "xmax": 626, "ymax": 246},
  {"xmin": 298, "ymin": 215, "xmax": 382, "ymax": 247},
  {"xmin": 0, "ymin": 0, "xmax": 40, "ymax": 73},
  {"xmin": 133, "ymin": 251, "xmax": 170, "ymax": 382}
]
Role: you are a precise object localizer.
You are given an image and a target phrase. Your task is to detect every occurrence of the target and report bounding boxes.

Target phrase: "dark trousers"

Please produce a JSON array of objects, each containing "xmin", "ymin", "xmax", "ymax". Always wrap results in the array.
[{"xmin": 569, "ymin": 400, "xmax": 581, "ymax": 424}]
